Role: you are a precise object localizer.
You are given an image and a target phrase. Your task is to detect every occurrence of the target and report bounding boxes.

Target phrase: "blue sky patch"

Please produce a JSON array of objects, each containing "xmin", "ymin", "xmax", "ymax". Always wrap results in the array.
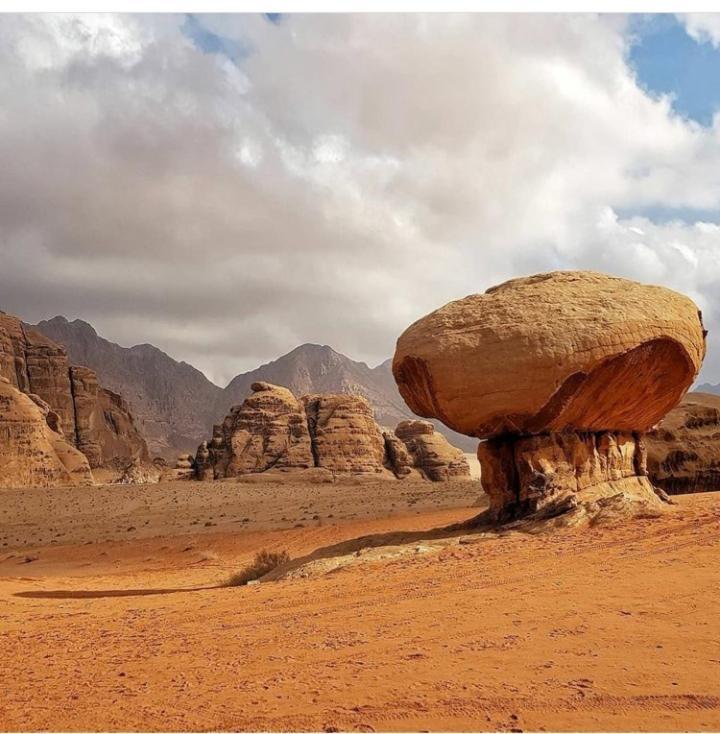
[
  {"xmin": 615, "ymin": 204, "xmax": 720, "ymax": 225},
  {"xmin": 182, "ymin": 14, "xmax": 250, "ymax": 62},
  {"xmin": 629, "ymin": 14, "xmax": 720, "ymax": 127}
]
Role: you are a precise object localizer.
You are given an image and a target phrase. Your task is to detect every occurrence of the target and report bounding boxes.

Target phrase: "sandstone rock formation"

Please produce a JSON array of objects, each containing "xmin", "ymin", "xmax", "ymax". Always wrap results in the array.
[
  {"xmin": 303, "ymin": 393, "xmax": 386, "ymax": 474},
  {"xmin": 392, "ymin": 271, "xmax": 706, "ymax": 521},
  {"xmin": 382, "ymin": 430, "xmax": 418, "ymax": 478},
  {"xmin": 0, "ymin": 377, "xmax": 93, "ymax": 488},
  {"xmin": 394, "ymin": 271, "xmax": 705, "ymax": 438},
  {"xmin": 390, "ymin": 420, "xmax": 470, "ymax": 480},
  {"xmin": 195, "ymin": 382, "xmax": 469, "ymax": 481},
  {"xmin": 203, "ymin": 382, "xmax": 313, "ymax": 479},
  {"xmin": 0, "ymin": 311, "xmax": 148, "ymax": 469},
  {"xmin": 646, "ymin": 392, "xmax": 720, "ymax": 495},
  {"xmin": 35, "ymin": 316, "xmax": 222, "ymax": 458}
]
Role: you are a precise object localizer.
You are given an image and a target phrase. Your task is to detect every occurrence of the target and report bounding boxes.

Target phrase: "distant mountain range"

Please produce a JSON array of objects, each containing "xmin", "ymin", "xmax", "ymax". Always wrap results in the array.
[
  {"xmin": 34, "ymin": 316, "xmax": 476, "ymax": 457},
  {"xmin": 695, "ymin": 382, "xmax": 720, "ymax": 395}
]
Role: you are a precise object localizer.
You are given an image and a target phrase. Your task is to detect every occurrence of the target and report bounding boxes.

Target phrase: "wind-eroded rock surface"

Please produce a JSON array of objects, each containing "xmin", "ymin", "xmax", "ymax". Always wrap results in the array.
[
  {"xmin": 0, "ymin": 377, "xmax": 93, "ymax": 487},
  {"xmin": 209, "ymin": 382, "xmax": 313, "ymax": 478},
  {"xmin": 196, "ymin": 383, "xmax": 469, "ymax": 481},
  {"xmin": 304, "ymin": 393, "xmax": 387, "ymax": 474},
  {"xmin": 646, "ymin": 392, "xmax": 720, "ymax": 495},
  {"xmin": 0, "ymin": 311, "xmax": 148, "ymax": 470},
  {"xmin": 390, "ymin": 420, "xmax": 470, "ymax": 481},
  {"xmin": 393, "ymin": 271, "xmax": 706, "ymax": 522},
  {"xmin": 393, "ymin": 271, "xmax": 705, "ymax": 438}
]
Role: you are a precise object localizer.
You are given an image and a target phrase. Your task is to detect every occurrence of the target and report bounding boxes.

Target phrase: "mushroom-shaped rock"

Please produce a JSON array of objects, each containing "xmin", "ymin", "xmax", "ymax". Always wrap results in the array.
[
  {"xmin": 393, "ymin": 271, "xmax": 705, "ymax": 438},
  {"xmin": 392, "ymin": 271, "xmax": 706, "ymax": 522}
]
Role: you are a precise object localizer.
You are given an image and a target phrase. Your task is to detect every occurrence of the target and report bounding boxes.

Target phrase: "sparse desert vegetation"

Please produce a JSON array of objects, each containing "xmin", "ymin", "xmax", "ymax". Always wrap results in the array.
[{"xmin": 226, "ymin": 548, "xmax": 291, "ymax": 586}]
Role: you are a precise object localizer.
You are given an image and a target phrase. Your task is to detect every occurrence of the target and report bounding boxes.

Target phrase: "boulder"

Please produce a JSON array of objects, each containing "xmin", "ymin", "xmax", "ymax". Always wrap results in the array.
[
  {"xmin": 391, "ymin": 420, "xmax": 471, "ymax": 480},
  {"xmin": 392, "ymin": 271, "xmax": 706, "ymax": 521},
  {"xmin": 114, "ymin": 458, "xmax": 161, "ymax": 485},
  {"xmin": 303, "ymin": 393, "xmax": 387, "ymax": 474},
  {"xmin": 0, "ymin": 376, "xmax": 93, "ymax": 487},
  {"xmin": 646, "ymin": 392, "xmax": 720, "ymax": 495},
  {"xmin": 393, "ymin": 271, "xmax": 705, "ymax": 438},
  {"xmin": 194, "ymin": 440, "xmax": 212, "ymax": 481}
]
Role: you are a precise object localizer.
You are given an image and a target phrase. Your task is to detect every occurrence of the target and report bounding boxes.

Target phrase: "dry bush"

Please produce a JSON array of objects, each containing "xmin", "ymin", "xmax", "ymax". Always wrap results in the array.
[{"xmin": 226, "ymin": 549, "xmax": 291, "ymax": 586}]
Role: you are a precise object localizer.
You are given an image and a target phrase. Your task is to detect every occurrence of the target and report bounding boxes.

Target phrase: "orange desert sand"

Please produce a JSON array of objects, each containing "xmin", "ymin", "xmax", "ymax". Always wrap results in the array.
[{"xmin": 1, "ymin": 478, "xmax": 719, "ymax": 732}]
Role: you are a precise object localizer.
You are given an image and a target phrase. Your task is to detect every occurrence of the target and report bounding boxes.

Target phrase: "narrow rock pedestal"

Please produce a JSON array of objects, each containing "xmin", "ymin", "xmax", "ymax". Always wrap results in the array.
[{"xmin": 478, "ymin": 430, "xmax": 658, "ymax": 522}]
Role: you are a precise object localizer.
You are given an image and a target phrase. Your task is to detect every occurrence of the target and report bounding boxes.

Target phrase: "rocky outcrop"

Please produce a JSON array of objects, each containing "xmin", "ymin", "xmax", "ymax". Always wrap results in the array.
[
  {"xmin": 646, "ymin": 392, "xmax": 720, "ymax": 494},
  {"xmin": 204, "ymin": 382, "xmax": 313, "ymax": 479},
  {"xmin": 390, "ymin": 420, "xmax": 470, "ymax": 480},
  {"xmin": 392, "ymin": 271, "xmax": 706, "ymax": 522},
  {"xmin": 382, "ymin": 430, "xmax": 418, "ymax": 478},
  {"xmin": 0, "ymin": 376, "xmax": 93, "ymax": 488},
  {"xmin": 303, "ymin": 394, "xmax": 387, "ymax": 474},
  {"xmin": 0, "ymin": 311, "xmax": 148, "ymax": 469},
  {"xmin": 195, "ymin": 383, "xmax": 469, "ymax": 481},
  {"xmin": 0, "ymin": 314, "xmax": 77, "ymax": 443}
]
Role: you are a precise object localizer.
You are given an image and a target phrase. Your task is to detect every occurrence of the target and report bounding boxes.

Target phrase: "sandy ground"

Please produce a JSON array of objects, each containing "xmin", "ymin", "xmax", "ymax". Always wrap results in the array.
[
  {"xmin": 1, "ymin": 481, "xmax": 719, "ymax": 732},
  {"xmin": 0, "ymin": 477, "xmax": 485, "ymax": 550}
]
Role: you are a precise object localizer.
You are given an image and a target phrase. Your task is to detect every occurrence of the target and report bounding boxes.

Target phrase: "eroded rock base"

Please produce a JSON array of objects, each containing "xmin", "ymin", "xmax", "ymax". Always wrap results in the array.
[{"xmin": 477, "ymin": 430, "xmax": 666, "ymax": 522}]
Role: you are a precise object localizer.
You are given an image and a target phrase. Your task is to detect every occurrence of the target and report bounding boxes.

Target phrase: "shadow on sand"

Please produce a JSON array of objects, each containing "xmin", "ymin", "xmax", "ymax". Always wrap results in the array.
[
  {"xmin": 260, "ymin": 507, "xmax": 493, "ymax": 580},
  {"xmin": 14, "ymin": 506, "xmax": 493, "ymax": 598},
  {"xmin": 14, "ymin": 585, "xmax": 221, "ymax": 600}
]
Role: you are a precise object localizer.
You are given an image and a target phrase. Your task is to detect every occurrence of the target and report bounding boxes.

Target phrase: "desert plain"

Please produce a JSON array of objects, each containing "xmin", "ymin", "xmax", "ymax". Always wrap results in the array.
[{"xmin": 1, "ymin": 476, "xmax": 719, "ymax": 732}]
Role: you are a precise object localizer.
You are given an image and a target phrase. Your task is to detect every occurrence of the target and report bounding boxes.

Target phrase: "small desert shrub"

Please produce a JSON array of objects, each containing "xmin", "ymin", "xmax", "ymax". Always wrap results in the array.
[{"xmin": 226, "ymin": 549, "xmax": 291, "ymax": 586}]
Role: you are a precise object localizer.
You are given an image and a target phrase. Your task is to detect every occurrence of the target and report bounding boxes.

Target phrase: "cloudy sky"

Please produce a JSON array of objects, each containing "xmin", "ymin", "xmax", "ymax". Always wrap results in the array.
[{"xmin": 2, "ymin": 13, "xmax": 720, "ymax": 386}]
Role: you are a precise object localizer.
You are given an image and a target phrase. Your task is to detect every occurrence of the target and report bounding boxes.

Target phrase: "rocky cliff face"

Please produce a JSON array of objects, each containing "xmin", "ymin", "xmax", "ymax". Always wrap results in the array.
[
  {"xmin": 0, "ymin": 312, "xmax": 148, "ymax": 469},
  {"xmin": 646, "ymin": 392, "xmax": 720, "ymax": 494},
  {"xmin": 34, "ymin": 316, "xmax": 219, "ymax": 458},
  {"xmin": 195, "ymin": 382, "xmax": 469, "ymax": 481},
  {"xmin": 393, "ymin": 271, "xmax": 706, "ymax": 523},
  {"xmin": 0, "ymin": 376, "xmax": 93, "ymax": 488}
]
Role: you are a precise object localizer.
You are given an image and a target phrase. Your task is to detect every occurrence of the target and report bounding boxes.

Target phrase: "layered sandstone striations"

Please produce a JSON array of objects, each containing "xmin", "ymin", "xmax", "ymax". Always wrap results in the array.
[
  {"xmin": 0, "ymin": 311, "xmax": 148, "ymax": 469},
  {"xmin": 392, "ymin": 271, "xmax": 706, "ymax": 522},
  {"xmin": 390, "ymin": 420, "xmax": 470, "ymax": 480},
  {"xmin": 195, "ymin": 382, "xmax": 469, "ymax": 481},
  {"xmin": 0, "ymin": 377, "xmax": 93, "ymax": 488},
  {"xmin": 202, "ymin": 382, "xmax": 314, "ymax": 479},
  {"xmin": 304, "ymin": 394, "xmax": 386, "ymax": 474},
  {"xmin": 646, "ymin": 392, "xmax": 720, "ymax": 495}
]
